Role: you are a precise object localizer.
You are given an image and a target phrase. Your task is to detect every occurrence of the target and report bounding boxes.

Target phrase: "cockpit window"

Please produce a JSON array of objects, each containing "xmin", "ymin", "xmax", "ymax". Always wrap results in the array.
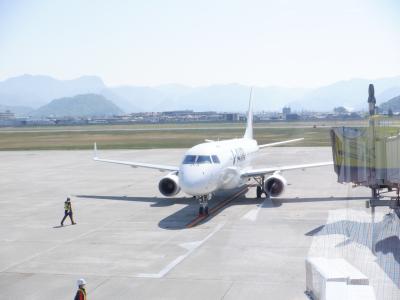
[
  {"xmin": 196, "ymin": 155, "xmax": 212, "ymax": 164},
  {"xmin": 211, "ymin": 155, "xmax": 220, "ymax": 163},
  {"xmin": 183, "ymin": 155, "xmax": 217, "ymax": 164},
  {"xmin": 183, "ymin": 155, "xmax": 197, "ymax": 164}
]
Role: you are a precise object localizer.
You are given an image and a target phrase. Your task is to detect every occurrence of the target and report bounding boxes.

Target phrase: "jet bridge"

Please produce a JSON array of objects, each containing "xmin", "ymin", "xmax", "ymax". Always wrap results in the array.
[{"xmin": 330, "ymin": 85, "xmax": 400, "ymax": 213}]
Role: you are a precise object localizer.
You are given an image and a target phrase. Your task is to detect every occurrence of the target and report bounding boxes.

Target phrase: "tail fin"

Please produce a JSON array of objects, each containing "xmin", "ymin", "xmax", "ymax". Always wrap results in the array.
[{"xmin": 243, "ymin": 88, "xmax": 253, "ymax": 139}]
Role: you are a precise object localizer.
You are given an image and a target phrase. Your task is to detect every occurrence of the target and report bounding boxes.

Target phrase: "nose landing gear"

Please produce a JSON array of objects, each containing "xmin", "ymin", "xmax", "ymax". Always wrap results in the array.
[{"xmin": 197, "ymin": 194, "xmax": 212, "ymax": 216}]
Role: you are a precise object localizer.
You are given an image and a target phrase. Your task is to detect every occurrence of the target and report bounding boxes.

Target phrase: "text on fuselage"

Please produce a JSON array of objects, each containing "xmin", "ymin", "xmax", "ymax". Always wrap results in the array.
[{"xmin": 232, "ymin": 148, "xmax": 246, "ymax": 164}]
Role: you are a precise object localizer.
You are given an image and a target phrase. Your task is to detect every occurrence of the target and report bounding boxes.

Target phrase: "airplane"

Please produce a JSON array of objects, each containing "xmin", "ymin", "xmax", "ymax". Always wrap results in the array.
[{"xmin": 93, "ymin": 91, "xmax": 333, "ymax": 216}]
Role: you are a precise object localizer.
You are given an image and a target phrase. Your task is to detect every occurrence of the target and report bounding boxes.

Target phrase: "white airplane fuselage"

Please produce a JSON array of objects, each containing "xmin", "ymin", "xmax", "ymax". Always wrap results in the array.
[{"xmin": 179, "ymin": 138, "xmax": 258, "ymax": 196}]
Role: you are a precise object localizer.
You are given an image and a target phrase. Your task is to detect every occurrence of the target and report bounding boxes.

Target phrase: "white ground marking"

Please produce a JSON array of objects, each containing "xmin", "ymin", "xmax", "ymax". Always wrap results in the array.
[
  {"xmin": 241, "ymin": 198, "xmax": 269, "ymax": 221},
  {"xmin": 241, "ymin": 208, "xmax": 259, "ymax": 221},
  {"xmin": 137, "ymin": 223, "xmax": 225, "ymax": 278},
  {"xmin": 180, "ymin": 241, "xmax": 202, "ymax": 251}
]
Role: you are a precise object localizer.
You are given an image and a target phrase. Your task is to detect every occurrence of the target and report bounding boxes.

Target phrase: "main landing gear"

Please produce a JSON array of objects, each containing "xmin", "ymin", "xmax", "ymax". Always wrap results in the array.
[
  {"xmin": 255, "ymin": 176, "xmax": 268, "ymax": 198},
  {"xmin": 197, "ymin": 194, "xmax": 212, "ymax": 216}
]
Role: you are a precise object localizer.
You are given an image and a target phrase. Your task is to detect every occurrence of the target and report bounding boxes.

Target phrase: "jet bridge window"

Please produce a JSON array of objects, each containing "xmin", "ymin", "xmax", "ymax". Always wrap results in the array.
[
  {"xmin": 196, "ymin": 155, "xmax": 212, "ymax": 164},
  {"xmin": 211, "ymin": 155, "xmax": 220, "ymax": 163},
  {"xmin": 183, "ymin": 155, "xmax": 197, "ymax": 164}
]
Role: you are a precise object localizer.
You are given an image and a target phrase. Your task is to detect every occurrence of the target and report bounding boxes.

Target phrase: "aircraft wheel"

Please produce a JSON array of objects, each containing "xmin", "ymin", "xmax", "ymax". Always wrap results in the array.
[{"xmin": 256, "ymin": 186, "xmax": 262, "ymax": 198}]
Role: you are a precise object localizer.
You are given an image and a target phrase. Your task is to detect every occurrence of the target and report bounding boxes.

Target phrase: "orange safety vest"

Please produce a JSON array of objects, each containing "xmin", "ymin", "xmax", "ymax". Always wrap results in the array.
[{"xmin": 74, "ymin": 288, "xmax": 86, "ymax": 300}]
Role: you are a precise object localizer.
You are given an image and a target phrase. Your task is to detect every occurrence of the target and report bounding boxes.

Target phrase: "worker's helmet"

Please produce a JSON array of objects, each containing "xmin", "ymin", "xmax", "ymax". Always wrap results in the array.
[{"xmin": 77, "ymin": 278, "xmax": 86, "ymax": 286}]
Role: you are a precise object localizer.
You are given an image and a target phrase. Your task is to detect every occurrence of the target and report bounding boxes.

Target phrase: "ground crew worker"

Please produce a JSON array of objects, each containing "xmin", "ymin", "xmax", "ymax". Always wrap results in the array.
[
  {"xmin": 74, "ymin": 278, "xmax": 87, "ymax": 300},
  {"xmin": 60, "ymin": 197, "xmax": 76, "ymax": 226}
]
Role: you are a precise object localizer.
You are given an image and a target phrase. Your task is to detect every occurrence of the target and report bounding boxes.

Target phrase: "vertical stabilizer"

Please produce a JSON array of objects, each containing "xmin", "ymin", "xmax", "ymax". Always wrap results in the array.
[{"xmin": 244, "ymin": 88, "xmax": 253, "ymax": 139}]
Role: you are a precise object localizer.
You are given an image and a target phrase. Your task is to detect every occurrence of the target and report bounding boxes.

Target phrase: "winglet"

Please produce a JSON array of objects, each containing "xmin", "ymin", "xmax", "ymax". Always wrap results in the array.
[
  {"xmin": 93, "ymin": 142, "xmax": 98, "ymax": 160},
  {"xmin": 243, "ymin": 88, "xmax": 253, "ymax": 139}
]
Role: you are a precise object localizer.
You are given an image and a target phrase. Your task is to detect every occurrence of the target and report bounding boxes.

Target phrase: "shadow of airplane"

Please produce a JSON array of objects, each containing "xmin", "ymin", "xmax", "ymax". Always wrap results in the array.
[
  {"xmin": 76, "ymin": 194, "xmax": 194, "ymax": 206},
  {"xmin": 276, "ymin": 196, "xmax": 367, "ymax": 204},
  {"xmin": 76, "ymin": 190, "xmax": 266, "ymax": 230},
  {"xmin": 305, "ymin": 213, "xmax": 400, "ymax": 288},
  {"xmin": 76, "ymin": 192, "xmax": 369, "ymax": 230}
]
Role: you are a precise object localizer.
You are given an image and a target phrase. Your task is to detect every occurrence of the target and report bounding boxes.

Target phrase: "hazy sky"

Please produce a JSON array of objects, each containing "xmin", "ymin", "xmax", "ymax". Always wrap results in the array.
[{"xmin": 1, "ymin": 0, "xmax": 399, "ymax": 87}]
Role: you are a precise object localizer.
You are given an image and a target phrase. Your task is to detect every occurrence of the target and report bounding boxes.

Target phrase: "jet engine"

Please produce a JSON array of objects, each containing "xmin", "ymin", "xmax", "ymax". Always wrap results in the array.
[
  {"xmin": 264, "ymin": 173, "xmax": 287, "ymax": 197},
  {"xmin": 158, "ymin": 173, "xmax": 180, "ymax": 197}
]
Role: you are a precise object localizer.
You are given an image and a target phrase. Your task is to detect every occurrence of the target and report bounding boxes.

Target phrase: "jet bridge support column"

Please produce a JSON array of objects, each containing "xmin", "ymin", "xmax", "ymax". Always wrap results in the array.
[{"xmin": 371, "ymin": 204, "xmax": 376, "ymax": 254}]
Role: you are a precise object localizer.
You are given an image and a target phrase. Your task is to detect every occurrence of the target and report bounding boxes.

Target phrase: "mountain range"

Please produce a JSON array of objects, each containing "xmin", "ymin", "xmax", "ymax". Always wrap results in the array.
[
  {"xmin": 380, "ymin": 95, "xmax": 400, "ymax": 113},
  {"xmin": 1, "ymin": 74, "xmax": 400, "ymax": 115},
  {"xmin": 33, "ymin": 94, "xmax": 123, "ymax": 117}
]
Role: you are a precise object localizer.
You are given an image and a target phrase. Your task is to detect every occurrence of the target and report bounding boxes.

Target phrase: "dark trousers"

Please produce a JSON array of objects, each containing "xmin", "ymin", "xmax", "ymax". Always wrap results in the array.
[{"xmin": 61, "ymin": 210, "xmax": 75, "ymax": 225}]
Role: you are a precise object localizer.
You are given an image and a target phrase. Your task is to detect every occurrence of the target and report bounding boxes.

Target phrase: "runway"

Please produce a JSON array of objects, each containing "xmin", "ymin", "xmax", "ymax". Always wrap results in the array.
[{"xmin": 0, "ymin": 147, "xmax": 398, "ymax": 299}]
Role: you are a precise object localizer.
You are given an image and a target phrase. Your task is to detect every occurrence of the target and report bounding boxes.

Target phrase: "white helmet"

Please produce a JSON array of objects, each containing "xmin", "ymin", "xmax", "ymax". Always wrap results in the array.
[{"xmin": 77, "ymin": 278, "xmax": 87, "ymax": 286}]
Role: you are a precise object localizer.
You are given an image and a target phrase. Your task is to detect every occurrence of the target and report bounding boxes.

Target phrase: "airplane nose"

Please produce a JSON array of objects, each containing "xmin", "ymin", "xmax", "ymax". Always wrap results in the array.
[{"xmin": 180, "ymin": 167, "xmax": 215, "ymax": 196}]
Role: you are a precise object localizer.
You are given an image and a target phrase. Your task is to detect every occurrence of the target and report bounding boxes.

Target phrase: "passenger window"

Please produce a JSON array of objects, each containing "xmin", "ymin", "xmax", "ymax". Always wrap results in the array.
[
  {"xmin": 183, "ymin": 155, "xmax": 197, "ymax": 164},
  {"xmin": 211, "ymin": 155, "xmax": 220, "ymax": 163},
  {"xmin": 196, "ymin": 155, "xmax": 212, "ymax": 164}
]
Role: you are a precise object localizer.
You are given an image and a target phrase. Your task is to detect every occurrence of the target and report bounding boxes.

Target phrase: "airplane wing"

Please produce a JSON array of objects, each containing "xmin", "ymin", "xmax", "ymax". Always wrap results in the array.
[
  {"xmin": 258, "ymin": 138, "xmax": 304, "ymax": 148},
  {"xmin": 93, "ymin": 143, "xmax": 179, "ymax": 172},
  {"xmin": 241, "ymin": 161, "xmax": 333, "ymax": 177}
]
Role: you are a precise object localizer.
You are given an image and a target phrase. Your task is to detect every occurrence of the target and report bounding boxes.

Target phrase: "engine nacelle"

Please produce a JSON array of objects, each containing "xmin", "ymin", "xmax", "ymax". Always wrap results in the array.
[
  {"xmin": 264, "ymin": 173, "xmax": 287, "ymax": 197},
  {"xmin": 158, "ymin": 173, "xmax": 181, "ymax": 197}
]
